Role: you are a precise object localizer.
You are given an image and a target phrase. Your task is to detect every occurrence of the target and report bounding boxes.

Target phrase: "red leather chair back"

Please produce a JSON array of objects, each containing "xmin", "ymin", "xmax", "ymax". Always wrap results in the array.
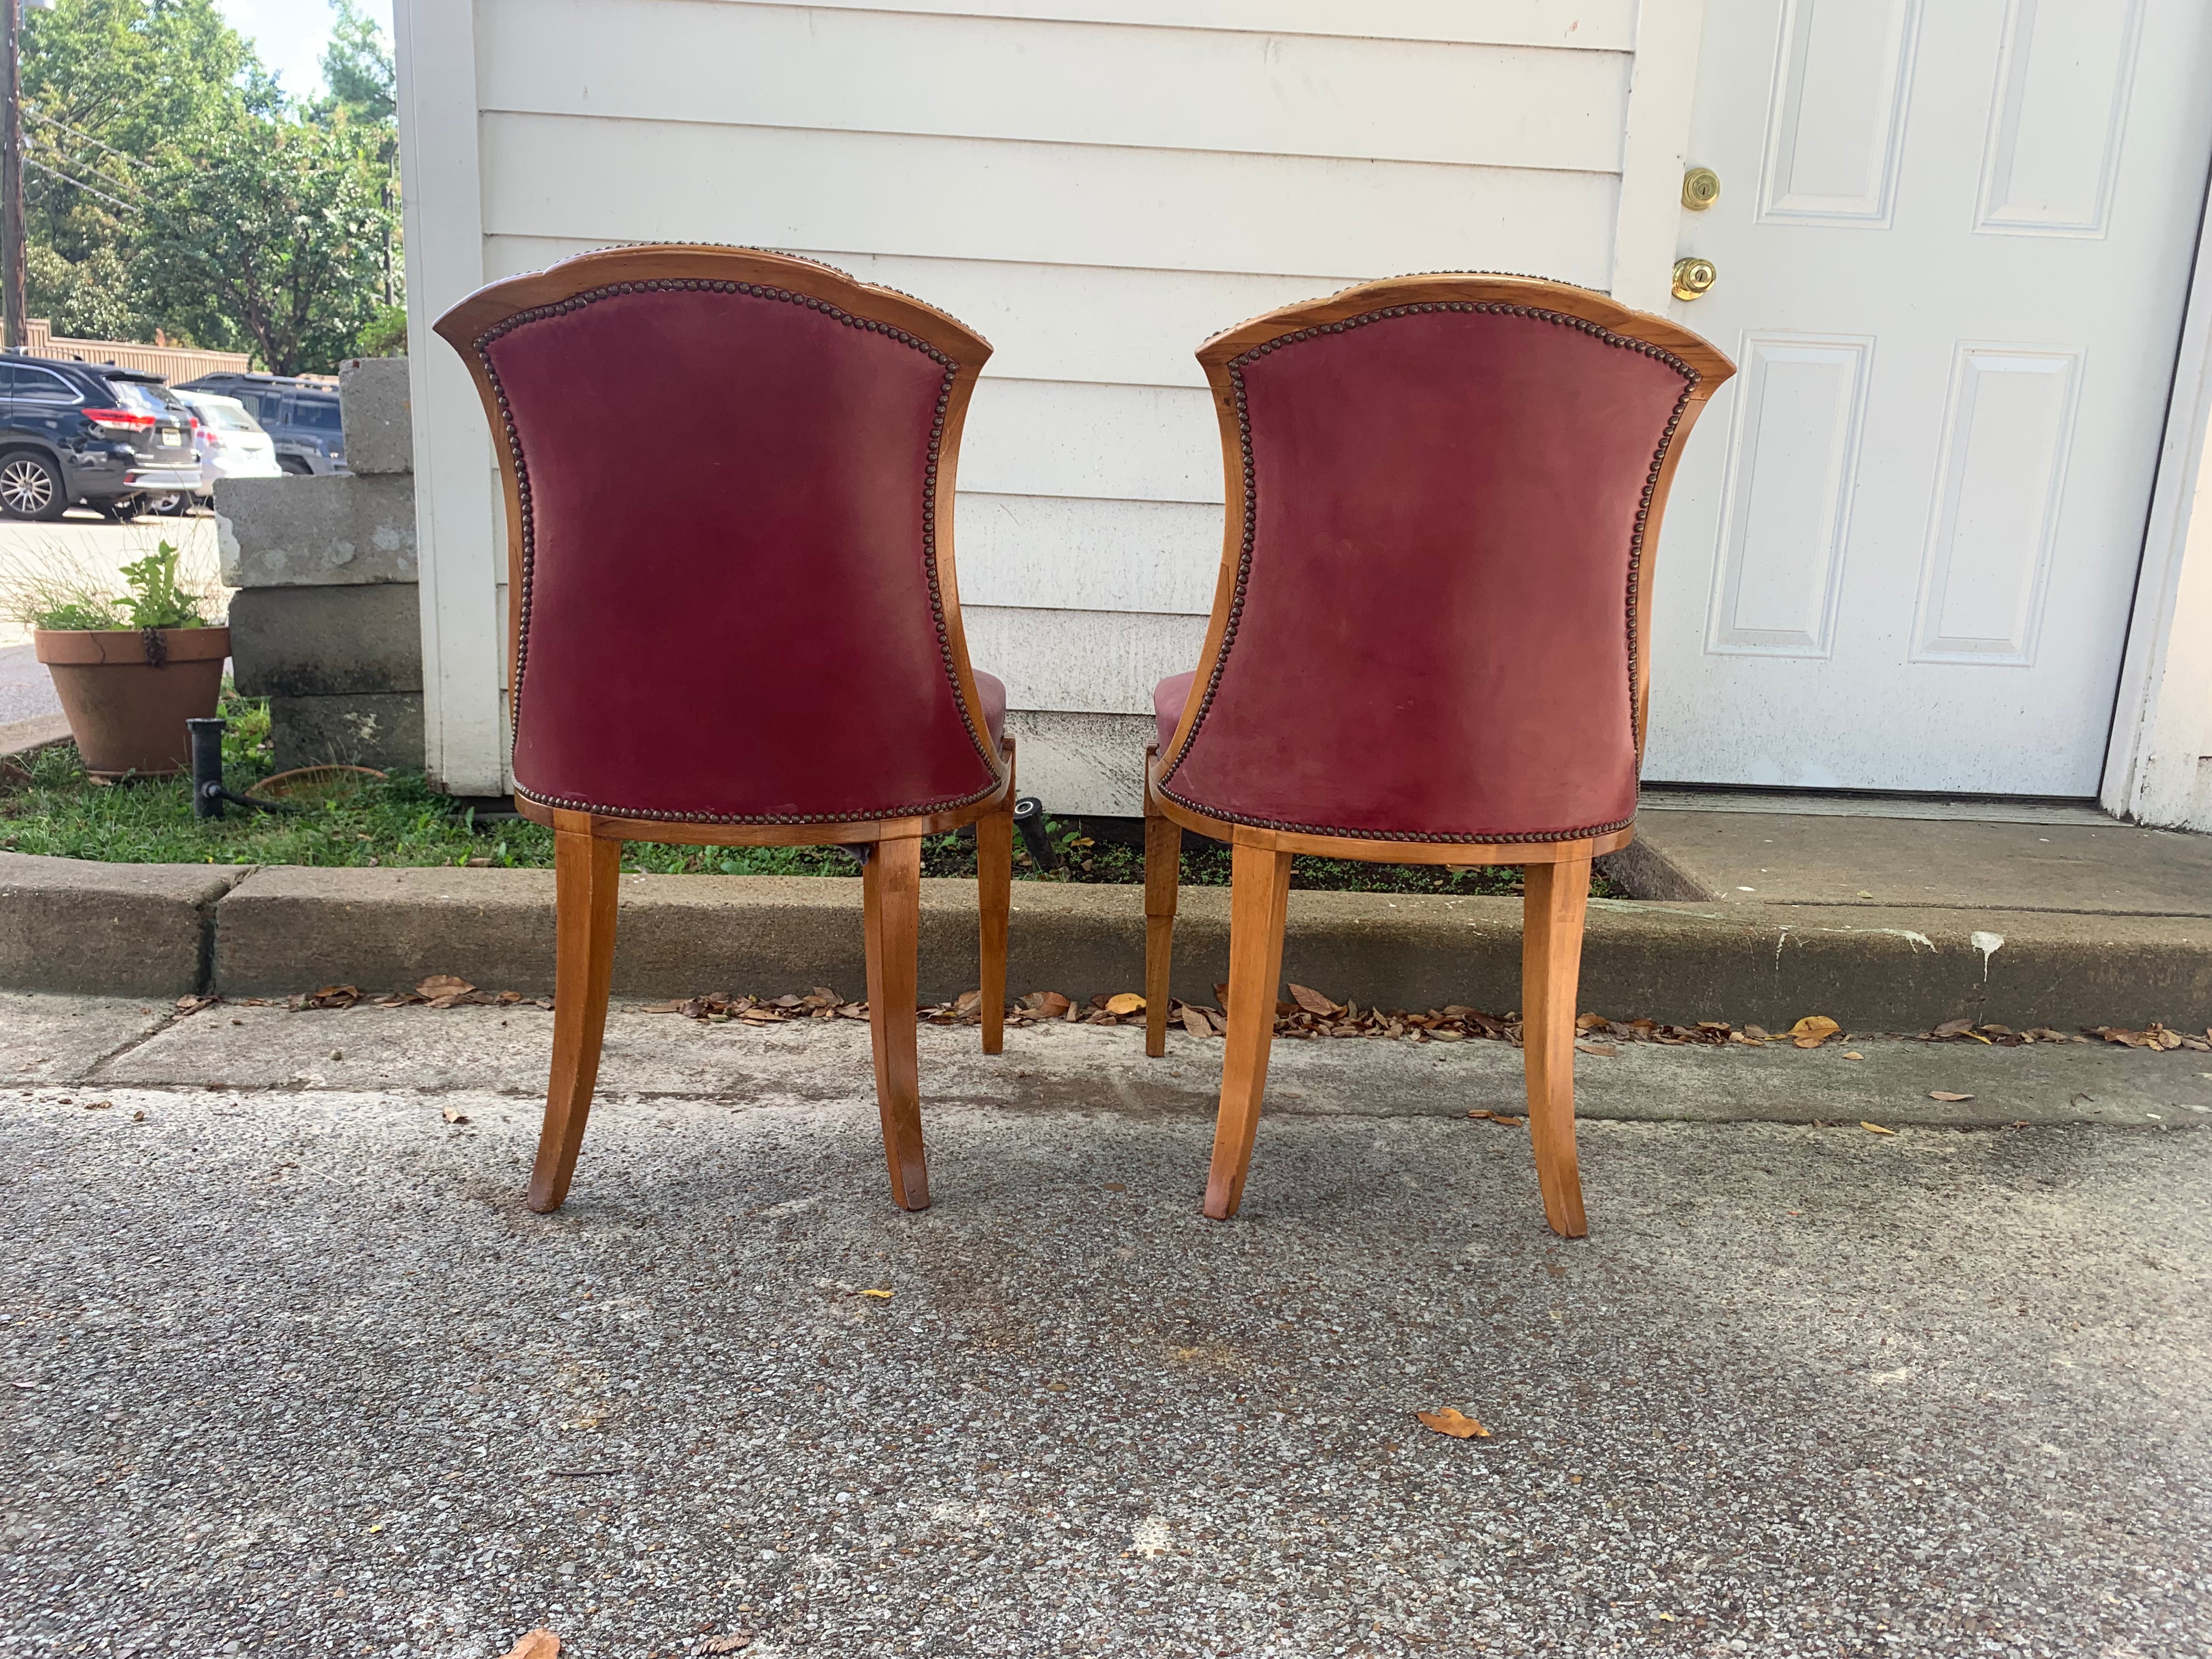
[
  {"xmin": 1158, "ymin": 284, "xmax": 1725, "ymax": 845},
  {"xmin": 435, "ymin": 249, "xmax": 1001, "ymax": 826}
]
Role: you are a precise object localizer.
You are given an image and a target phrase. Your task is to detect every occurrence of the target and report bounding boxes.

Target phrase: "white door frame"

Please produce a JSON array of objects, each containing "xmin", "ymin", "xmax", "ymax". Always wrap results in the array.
[
  {"xmin": 1612, "ymin": 0, "xmax": 1711, "ymax": 313},
  {"xmin": 2101, "ymin": 148, "xmax": 2212, "ymax": 831}
]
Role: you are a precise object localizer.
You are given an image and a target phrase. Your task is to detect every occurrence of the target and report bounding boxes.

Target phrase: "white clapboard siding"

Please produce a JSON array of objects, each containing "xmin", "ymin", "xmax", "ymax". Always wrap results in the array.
[
  {"xmin": 953, "ymin": 494, "xmax": 1221, "ymax": 615},
  {"xmin": 410, "ymin": 0, "xmax": 1649, "ymax": 809},
  {"xmin": 733, "ymin": 0, "xmax": 1637, "ymax": 50},
  {"xmin": 484, "ymin": 235, "xmax": 1364, "ymax": 389},
  {"xmin": 999, "ymin": 710, "xmax": 1156, "ymax": 817},
  {"xmin": 478, "ymin": 0, "xmax": 1629, "ymax": 173},
  {"xmin": 478, "ymin": 115, "xmax": 1621, "ymax": 287},
  {"xmin": 963, "ymin": 606, "xmax": 1210, "ymax": 715},
  {"xmin": 960, "ymin": 381, "xmax": 1220, "ymax": 505}
]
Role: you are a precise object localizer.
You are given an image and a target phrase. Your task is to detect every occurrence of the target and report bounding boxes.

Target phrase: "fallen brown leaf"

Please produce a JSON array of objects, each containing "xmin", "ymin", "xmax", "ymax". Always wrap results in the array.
[
  {"xmin": 442, "ymin": 1107, "xmax": 470, "ymax": 1124},
  {"xmin": 1574, "ymin": 1041, "xmax": 1618, "ymax": 1056},
  {"xmin": 1415, "ymin": 1407, "xmax": 1491, "ymax": 1440},
  {"xmin": 1861, "ymin": 1121, "xmax": 1897, "ymax": 1134},
  {"xmin": 1181, "ymin": 1005, "xmax": 1210, "ymax": 1038},
  {"xmin": 1288, "ymin": 984, "xmax": 1340, "ymax": 1016},
  {"xmin": 1841, "ymin": 1050, "xmax": 1864, "ymax": 1061},
  {"xmin": 498, "ymin": 1632, "xmax": 560, "ymax": 1659},
  {"xmin": 417, "ymin": 974, "xmax": 474, "ymax": 999},
  {"xmin": 702, "ymin": 1635, "xmax": 754, "ymax": 1655},
  {"xmin": 1927, "ymin": 1091, "xmax": 1973, "ymax": 1103},
  {"xmin": 1931, "ymin": 1017, "xmax": 1976, "ymax": 1039},
  {"xmin": 1104, "ymin": 992, "xmax": 1145, "ymax": 1016},
  {"xmin": 1790, "ymin": 1015, "xmax": 1842, "ymax": 1049}
]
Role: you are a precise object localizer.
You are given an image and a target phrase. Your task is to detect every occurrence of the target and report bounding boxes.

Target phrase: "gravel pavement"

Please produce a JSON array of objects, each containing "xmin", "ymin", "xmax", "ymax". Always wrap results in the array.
[{"xmin": 2, "ymin": 995, "xmax": 2208, "ymax": 1658}]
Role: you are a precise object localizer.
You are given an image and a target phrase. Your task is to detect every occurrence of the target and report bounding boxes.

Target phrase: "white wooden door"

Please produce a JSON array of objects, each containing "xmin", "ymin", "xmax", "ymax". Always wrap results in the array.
[{"xmin": 1646, "ymin": 0, "xmax": 2212, "ymax": 795}]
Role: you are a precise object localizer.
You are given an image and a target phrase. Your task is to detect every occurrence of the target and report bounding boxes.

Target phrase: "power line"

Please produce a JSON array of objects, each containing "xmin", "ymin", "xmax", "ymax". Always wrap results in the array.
[
  {"xmin": 21, "ymin": 104, "xmax": 134, "ymax": 167},
  {"xmin": 26, "ymin": 135, "xmax": 139, "ymax": 199},
  {"xmin": 22, "ymin": 155, "xmax": 135, "ymax": 215}
]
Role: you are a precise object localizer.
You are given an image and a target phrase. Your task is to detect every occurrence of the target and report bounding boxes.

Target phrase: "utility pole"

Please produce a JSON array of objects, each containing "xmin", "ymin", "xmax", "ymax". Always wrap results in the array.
[{"xmin": 2, "ymin": 0, "xmax": 22, "ymax": 353}]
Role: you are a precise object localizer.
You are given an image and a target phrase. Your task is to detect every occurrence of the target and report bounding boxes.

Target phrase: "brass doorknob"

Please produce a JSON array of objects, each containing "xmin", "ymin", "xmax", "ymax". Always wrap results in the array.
[
  {"xmin": 1672, "ymin": 257, "xmax": 1717, "ymax": 301},
  {"xmin": 1682, "ymin": 167, "xmax": 1722, "ymax": 210}
]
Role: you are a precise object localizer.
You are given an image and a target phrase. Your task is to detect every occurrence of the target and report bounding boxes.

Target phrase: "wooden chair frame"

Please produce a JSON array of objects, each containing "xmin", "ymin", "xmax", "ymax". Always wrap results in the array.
[
  {"xmin": 1141, "ymin": 274, "xmax": 1735, "ymax": 1237},
  {"xmin": 436, "ymin": 245, "xmax": 1014, "ymax": 1216}
]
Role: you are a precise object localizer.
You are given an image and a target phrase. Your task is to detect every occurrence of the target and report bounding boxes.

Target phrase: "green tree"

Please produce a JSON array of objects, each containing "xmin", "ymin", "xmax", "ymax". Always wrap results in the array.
[
  {"xmin": 135, "ymin": 116, "xmax": 393, "ymax": 374},
  {"xmin": 17, "ymin": 0, "xmax": 400, "ymax": 364},
  {"xmin": 318, "ymin": 0, "xmax": 395, "ymax": 128},
  {"xmin": 311, "ymin": 1, "xmax": 401, "ymax": 313},
  {"xmin": 18, "ymin": 0, "xmax": 274, "ymax": 341}
]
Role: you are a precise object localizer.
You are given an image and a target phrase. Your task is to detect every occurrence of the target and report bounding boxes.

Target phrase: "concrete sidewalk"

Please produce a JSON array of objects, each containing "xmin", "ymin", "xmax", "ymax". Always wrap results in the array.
[{"xmin": 2, "ymin": 993, "xmax": 2209, "ymax": 1657}]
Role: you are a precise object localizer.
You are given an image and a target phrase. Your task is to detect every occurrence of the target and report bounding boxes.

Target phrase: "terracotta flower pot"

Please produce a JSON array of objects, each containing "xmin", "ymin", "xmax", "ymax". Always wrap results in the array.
[{"xmin": 32, "ymin": 626, "xmax": 231, "ymax": 778}]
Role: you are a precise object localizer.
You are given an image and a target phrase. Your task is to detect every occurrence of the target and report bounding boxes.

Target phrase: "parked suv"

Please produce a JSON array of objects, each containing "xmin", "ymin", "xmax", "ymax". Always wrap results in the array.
[
  {"xmin": 176, "ymin": 371, "xmax": 347, "ymax": 476},
  {"xmin": 0, "ymin": 355, "xmax": 201, "ymax": 521}
]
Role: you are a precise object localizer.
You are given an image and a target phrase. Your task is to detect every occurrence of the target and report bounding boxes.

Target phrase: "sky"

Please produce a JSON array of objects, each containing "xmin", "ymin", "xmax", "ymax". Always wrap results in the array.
[{"xmin": 212, "ymin": 0, "xmax": 393, "ymax": 105}]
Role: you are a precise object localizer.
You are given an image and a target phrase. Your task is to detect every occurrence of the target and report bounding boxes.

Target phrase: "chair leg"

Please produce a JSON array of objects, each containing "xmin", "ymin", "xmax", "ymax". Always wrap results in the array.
[
  {"xmin": 1203, "ymin": 842, "xmax": 1291, "ymax": 1219},
  {"xmin": 864, "ymin": 834, "xmax": 930, "ymax": 1211},
  {"xmin": 977, "ymin": 786, "xmax": 1013, "ymax": 1057},
  {"xmin": 1143, "ymin": 761, "xmax": 1181, "ymax": 1059},
  {"xmin": 1521, "ymin": 854, "xmax": 1592, "ymax": 1238},
  {"xmin": 529, "ymin": 817, "xmax": 622, "ymax": 1214}
]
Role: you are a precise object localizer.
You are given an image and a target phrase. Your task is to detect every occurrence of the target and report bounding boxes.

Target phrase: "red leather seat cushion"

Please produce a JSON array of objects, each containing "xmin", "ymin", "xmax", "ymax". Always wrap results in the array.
[
  {"xmin": 1154, "ymin": 670, "xmax": 1197, "ymax": 753},
  {"xmin": 975, "ymin": 669, "xmax": 1006, "ymax": 748},
  {"xmin": 483, "ymin": 284, "xmax": 1001, "ymax": 823},
  {"xmin": 1159, "ymin": 307, "xmax": 1692, "ymax": 842}
]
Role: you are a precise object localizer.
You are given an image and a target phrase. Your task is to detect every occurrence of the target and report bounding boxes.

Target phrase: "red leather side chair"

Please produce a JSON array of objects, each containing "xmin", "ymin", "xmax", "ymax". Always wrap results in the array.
[
  {"xmin": 1141, "ymin": 275, "xmax": 1734, "ymax": 1237},
  {"xmin": 435, "ymin": 246, "xmax": 1015, "ymax": 1215}
]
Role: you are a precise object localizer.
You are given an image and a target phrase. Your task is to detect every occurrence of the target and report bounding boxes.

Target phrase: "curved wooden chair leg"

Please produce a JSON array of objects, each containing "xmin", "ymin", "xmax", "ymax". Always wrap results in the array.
[
  {"xmin": 1521, "ymin": 854, "xmax": 1592, "ymax": 1238},
  {"xmin": 977, "ymin": 774, "xmax": 1014, "ymax": 1057},
  {"xmin": 1143, "ymin": 756, "xmax": 1181, "ymax": 1059},
  {"xmin": 1203, "ymin": 842, "xmax": 1291, "ymax": 1218},
  {"xmin": 864, "ymin": 834, "xmax": 930, "ymax": 1211},
  {"xmin": 530, "ymin": 815, "xmax": 622, "ymax": 1213}
]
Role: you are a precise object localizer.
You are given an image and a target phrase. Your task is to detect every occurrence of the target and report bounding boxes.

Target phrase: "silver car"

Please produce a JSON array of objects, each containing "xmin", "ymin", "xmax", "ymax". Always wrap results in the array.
[{"xmin": 148, "ymin": 390, "xmax": 284, "ymax": 514}]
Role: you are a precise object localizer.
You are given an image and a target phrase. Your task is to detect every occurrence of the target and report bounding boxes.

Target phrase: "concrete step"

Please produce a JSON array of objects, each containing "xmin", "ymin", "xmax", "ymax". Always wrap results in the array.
[{"xmin": 1617, "ymin": 801, "xmax": 2212, "ymax": 916}]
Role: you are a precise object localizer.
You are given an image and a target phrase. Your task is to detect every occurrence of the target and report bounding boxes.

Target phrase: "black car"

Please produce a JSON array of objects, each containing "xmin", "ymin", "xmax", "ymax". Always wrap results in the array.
[
  {"xmin": 176, "ymin": 371, "xmax": 346, "ymax": 475},
  {"xmin": 0, "ymin": 355, "xmax": 201, "ymax": 521}
]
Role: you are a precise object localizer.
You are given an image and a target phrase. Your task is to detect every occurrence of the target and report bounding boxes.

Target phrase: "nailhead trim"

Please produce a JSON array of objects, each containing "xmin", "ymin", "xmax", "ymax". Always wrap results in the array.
[
  {"xmin": 1158, "ymin": 299, "xmax": 1699, "ymax": 845},
  {"xmin": 537, "ymin": 242, "xmax": 960, "ymax": 317},
  {"xmin": 472, "ymin": 276, "xmax": 1000, "ymax": 826}
]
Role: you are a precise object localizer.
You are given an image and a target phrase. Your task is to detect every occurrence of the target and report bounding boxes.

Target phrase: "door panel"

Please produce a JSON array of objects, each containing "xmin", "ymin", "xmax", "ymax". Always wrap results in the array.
[
  {"xmin": 1910, "ymin": 345, "xmax": 2079, "ymax": 664},
  {"xmin": 1648, "ymin": 0, "xmax": 2212, "ymax": 794},
  {"xmin": 1975, "ymin": 0, "xmax": 2143, "ymax": 236},
  {"xmin": 1757, "ymin": 0, "xmax": 1921, "ymax": 227},
  {"xmin": 1705, "ymin": 333, "xmax": 1870, "ymax": 657}
]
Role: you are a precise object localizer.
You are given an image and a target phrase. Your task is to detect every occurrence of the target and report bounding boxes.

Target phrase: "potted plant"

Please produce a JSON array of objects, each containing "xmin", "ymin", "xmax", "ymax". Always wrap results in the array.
[{"xmin": 19, "ymin": 544, "xmax": 229, "ymax": 778}]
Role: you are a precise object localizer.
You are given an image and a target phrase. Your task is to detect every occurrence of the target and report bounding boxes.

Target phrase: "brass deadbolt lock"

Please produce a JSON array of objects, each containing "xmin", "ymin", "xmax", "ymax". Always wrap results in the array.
[
  {"xmin": 1671, "ymin": 257, "xmax": 1718, "ymax": 301},
  {"xmin": 1682, "ymin": 167, "xmax": 1722, "ymax": 210}
]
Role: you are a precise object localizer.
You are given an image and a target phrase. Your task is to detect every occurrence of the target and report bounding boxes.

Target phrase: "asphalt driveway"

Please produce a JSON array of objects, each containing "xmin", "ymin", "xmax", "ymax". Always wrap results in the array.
[{"xmin": 1, "ymin": 996, "xmax": 2207, "ymax": 1658}]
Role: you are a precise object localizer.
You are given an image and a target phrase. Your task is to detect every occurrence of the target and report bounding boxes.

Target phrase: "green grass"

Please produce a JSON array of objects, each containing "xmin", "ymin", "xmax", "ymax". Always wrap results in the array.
[{"xmin": 0, "ymin": 692, "xmax": 1620, "ymax": 896}]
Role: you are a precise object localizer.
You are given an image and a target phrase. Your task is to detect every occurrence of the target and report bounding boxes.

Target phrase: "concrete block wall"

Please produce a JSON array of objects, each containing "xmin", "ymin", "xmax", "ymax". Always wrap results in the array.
[{"xmin": 215, "ymin": 358, "xmax": 424, "ymax": 772}]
